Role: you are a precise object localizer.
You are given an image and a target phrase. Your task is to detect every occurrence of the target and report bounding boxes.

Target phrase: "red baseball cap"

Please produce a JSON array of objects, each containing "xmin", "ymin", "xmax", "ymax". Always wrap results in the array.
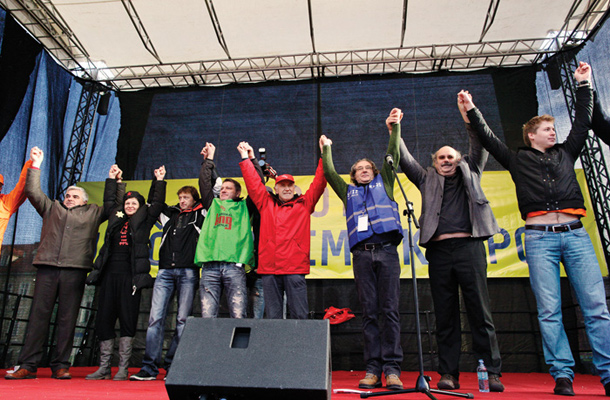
[{"xmin": 275, "ymin": 174, "xmax": 295, "ymax": 184}]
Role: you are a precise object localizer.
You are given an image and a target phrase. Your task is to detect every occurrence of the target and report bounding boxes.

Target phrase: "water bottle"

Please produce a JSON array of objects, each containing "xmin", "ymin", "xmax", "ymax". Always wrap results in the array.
[{"xmin": 477, "ymin": 359, "xmax": 489, "ymax": 392}]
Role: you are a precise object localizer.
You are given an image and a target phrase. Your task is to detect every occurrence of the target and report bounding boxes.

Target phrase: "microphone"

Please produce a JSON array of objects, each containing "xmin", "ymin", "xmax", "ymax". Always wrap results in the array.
[{"xmin": 385, "ymin": 154, "xmax": 394, "ymax": 166}]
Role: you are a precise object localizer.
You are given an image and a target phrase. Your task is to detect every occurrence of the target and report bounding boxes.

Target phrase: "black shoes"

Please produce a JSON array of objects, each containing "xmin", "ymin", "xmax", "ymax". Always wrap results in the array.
[{"xmin": 554, "ymin": 378, "xmax": 575, "ymax": 396}]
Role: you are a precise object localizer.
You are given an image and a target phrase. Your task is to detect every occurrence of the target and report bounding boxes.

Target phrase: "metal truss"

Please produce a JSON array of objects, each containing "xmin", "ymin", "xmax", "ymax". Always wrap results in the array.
[
  {"xmin": 120, "ymin": 0, "xmax": 161, "ymax": 63},
  {"xmin": 554, "ymin": 51, "xmax": 610, "ymax": 267},
  {"xmin": 0, "ymin": 0, "xmax": 607, "ymax": 91},
  {"xmin": 1, "ymin": 0, "xmax": 609, "ymax": 90},
  {"xmin": 533, "ymin": 0, "xmax": 610, "ymax": 63},
  {"xmin": 479, "ymin": 0, "xmax": 501, "ymax": 42},
  {"xmin": 56, "ymin": 81, "xmax": 101, "ymax": 199},
  {"xmin": 100, "ymin": 38, "xmax": 565, "ymax": 91}
]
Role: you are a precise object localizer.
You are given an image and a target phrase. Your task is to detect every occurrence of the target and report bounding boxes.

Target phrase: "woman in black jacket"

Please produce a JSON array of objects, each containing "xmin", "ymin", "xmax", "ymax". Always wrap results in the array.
[{"xmin": 86, "ymin": 165, "xmax": 166, "ymax": 380}]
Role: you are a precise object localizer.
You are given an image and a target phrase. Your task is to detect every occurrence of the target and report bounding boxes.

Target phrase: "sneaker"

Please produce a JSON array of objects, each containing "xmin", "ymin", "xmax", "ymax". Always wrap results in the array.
[
  {"xmin": 5, "ymin": 368, "xmax": 36, "ymax": 380},
  {"xmin": 489, "ymin": 373, "xmax": 505, "ymax": 392},
  {"xmin": 386, "ymin": 374, "xmax": 403, "ymax": 390},
  {"xmin": 359, "ymin": 373, "xmax": 381, "ymax": 389},
  {"xmin": 51, "ymin": 368, "xmax": 72, "ymax": 379},
  {"xmin": 554, "ymin": 378, "xmax": 575, "ymax": 396},
  {"xmin": 437, "ymin": 374, "xmax": 460, "ymax": 390},
  {"xmin": 129, "ymin": 370, "xmax": 156, "ymax": 381}
]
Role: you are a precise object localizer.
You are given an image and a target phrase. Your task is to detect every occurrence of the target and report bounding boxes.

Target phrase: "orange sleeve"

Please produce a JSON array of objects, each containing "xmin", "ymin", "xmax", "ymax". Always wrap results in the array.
[{"xmin": 3, "ymin": 160, "xmax": 33, "ymax": 214}]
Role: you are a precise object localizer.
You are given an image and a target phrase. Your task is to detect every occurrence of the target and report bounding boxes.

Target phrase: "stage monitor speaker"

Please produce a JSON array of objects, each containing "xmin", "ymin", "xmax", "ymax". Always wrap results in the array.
[{"xmin": 165, "ymin": 318, "xmax": 331, "ymax": 400}]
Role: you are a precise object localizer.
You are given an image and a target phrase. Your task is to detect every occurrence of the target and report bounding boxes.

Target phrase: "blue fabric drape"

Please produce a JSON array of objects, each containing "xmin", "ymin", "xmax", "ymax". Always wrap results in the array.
[{"xmin": 0, "ymin": 52, "xmax": 72, "ymax": 245}]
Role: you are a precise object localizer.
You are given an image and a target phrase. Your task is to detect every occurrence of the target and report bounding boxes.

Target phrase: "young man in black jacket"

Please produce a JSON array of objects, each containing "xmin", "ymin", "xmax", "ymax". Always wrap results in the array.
[
  {"xmin": 462, "ymin": 62, "xmax": 610, "ymax": 397},
  {"xmin": 130, "ymin": 148, "xmax": 218, "ymax": 381}
]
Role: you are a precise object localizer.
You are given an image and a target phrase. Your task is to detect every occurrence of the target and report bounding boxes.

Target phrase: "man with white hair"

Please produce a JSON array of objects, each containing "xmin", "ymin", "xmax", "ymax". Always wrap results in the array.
[
  {"xmin": 397, "ymin": 103, "xmax": 504, "ymax": 392},
  {"xmin": 5, "ymin": 147, "xmax": 123, "ymax": 380}
]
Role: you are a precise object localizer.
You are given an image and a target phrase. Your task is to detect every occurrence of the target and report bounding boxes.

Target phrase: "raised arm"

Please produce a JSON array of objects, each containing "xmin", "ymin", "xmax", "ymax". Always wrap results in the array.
[
  {"xmin": 397, "ymin": 139, "xmax": 426, "ymax": 189},
  {"xmin": 241, "ymin": 142, "xmax": 265, "ymax": 183},
  {"xmin": 564, "ymin": 62, "xmax": 594, "ymax": 158},
  {"xmin": 457, "ymin": 91, "xmax": 489, "ymax": 172},
  {"xmin": 303, "ymin": 157, "xmax": 327, "ymax": 212},
  {"xmin": 321, "ymin": 135, "xmax": 348, "ymax": 207},
  {"xmin": 239, "ymin": 142, "xmax": 270, "ymax": 211},
  {"xmin": 103, "ymin": 164, "xmax": 126, "ymax": 216},
  {"xmin": 198, "ymin": 142, "xmax": 217, "ymax": 210},
  {"xmin": 148, "ymin": 165, "xmax": 167, "ymax": 219},
  {"xmin": 381, "ymin": 108, "xmax": 402, "ymax": 199},
  {"xmin": 461, "ymin": 91, "xmax": 512, "ymax": 170},
  {"xmin": 25, "ymin": 147, "xmax": 53, "ymax": 216}
]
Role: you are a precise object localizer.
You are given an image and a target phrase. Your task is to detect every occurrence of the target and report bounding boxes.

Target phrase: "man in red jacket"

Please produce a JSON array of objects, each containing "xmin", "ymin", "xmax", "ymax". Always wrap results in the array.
[
  {"xmin": 239, "ymin": 141, "xmax": 327, "ymax": 319},
  {"xmin": 0, "ymin": 148, "xmax": 35, "ymax": 246}
]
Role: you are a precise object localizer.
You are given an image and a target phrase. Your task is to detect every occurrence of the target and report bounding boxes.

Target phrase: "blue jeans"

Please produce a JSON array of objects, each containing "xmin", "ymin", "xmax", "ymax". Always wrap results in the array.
[
  {"xmin": 525, "ymin": 223, "xmax": 610, "ymax": 385},
  {"xmin": 140, "ymin": 268, "xmax": 198, "ymax": 377},
  {"xmin": 352, "ymin": 244, "xmax": 403, "ymax": 377},
  {"xmin": 200, "ymin": 262, "xmax": 247, "ymax": 318},
  {"xmin": 248, "ymin": 276, "xmax": 265, "ymax": 319}
]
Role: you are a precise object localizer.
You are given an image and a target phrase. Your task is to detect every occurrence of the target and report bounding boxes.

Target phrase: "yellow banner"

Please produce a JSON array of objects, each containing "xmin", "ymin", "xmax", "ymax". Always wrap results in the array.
[{"xmin": 80, "ymin": 169, "xmax": 607, "ymax": 279}]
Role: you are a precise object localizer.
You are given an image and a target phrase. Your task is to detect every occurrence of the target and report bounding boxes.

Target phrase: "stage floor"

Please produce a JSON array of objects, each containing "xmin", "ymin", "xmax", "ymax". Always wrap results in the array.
[{"xmin": 2, "ymin": 368, "xmax": 608, "ymax": 399}]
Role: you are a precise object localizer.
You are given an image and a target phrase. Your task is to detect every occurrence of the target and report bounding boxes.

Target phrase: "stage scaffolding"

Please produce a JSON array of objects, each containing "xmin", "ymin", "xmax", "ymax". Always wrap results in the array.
[
  {"xmin": 56, "ymin": 81, "xmax": 103, "ymax": 200},
  {"xmin": 551, "ymin": 50, "xmax": 610, "ymax": 267}
]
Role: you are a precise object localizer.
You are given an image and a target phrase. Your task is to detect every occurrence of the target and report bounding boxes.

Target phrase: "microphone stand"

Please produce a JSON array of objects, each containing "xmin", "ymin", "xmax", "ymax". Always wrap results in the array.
[{"xmin": 361, "ymin": 158, "xmax": 473, "ymax": 400}]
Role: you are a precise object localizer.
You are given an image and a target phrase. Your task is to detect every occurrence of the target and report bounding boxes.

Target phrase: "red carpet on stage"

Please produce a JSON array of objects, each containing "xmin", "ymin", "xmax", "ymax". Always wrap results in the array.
[{"xmin": 2, "ymin": 368, "xmax": 607, "ymax": 399}]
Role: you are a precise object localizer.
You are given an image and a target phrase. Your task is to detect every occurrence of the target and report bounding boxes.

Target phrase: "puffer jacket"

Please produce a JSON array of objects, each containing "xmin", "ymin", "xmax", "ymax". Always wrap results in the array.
[
  {"xmin": 240, "ymin": 159, "xmax": 326, "ymax": 275},
  {"xmin": 87, "ymin": 179, "xmax": 166, "ymax": 290},
  {"xmin": 26, "ymin": 168, "xmax": 123, "ymax": 270}
]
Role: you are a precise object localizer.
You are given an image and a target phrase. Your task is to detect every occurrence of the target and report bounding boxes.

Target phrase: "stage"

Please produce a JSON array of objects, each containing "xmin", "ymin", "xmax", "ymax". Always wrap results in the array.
[{"xmin": 2, "ymin": 368, "xmax": 608, "ymax": 399}]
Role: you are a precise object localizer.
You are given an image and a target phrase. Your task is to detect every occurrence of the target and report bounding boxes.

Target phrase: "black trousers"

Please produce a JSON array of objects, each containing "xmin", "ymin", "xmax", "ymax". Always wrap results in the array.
[
  {"xmin": 352, "ymin": 244, "xmax": 403, "ymax": 377},
  {"xmin": 95, "ymin": 272, "xmax": 141, "ymax": 340},
  {"xmin": 18, "ymin": 266, "xmax": 88, "ymax": 372},
  {"xmin": 426, "ymin": 238, "xmax": 502, "ymax": 377}
]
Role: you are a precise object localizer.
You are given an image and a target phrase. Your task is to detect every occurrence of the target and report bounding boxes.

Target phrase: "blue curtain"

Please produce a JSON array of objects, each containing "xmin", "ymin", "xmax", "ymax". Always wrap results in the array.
[{"xmin": 1, "ymin": 52, "xmax": 72, "ymax": 246}]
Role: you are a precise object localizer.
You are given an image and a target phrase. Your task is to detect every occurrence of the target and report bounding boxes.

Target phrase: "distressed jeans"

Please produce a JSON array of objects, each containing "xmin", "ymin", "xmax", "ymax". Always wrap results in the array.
[
  {"xmin": 140, "ymin": 268, "xmax": 198, "ymax": 377},
  {"xmin": 200, "ymin": 262, "xmax": 247, "ymax": 318},
  {"xmin": 525, "ymin": 223, "xmax": 610, "ymax": 385}
]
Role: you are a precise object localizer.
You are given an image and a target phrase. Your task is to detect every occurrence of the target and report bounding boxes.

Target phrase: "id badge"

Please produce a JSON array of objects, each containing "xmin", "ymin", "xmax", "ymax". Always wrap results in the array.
[{"xmin": 357, "ymin": 214, "xmax": 369, "ymax": 232}]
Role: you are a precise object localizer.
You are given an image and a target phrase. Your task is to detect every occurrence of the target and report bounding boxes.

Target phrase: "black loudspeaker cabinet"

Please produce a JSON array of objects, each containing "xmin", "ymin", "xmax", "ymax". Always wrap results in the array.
[{"xmin": 165, "ymin": 318, "xmax": 331, "ymax": 400}]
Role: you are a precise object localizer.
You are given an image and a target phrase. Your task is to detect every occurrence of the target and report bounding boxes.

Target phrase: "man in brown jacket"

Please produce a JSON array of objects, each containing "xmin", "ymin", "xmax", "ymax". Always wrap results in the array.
[{"xmin": 5, "ymin": 147, "xmax": 124, "ymax": 380}]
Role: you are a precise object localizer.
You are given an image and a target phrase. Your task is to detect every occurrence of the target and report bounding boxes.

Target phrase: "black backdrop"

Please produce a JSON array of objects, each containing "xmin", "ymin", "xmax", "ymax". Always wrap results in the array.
[{"xmin": 117, "ymin": 67, "xmax": 537, "ymax": 181}]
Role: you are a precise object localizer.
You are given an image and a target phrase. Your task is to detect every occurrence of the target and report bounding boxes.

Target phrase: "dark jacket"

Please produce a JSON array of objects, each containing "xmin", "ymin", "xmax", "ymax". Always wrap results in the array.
[
  {"xmin": 87, "ymin": 179, "xmax": 166, "ymax": 290},
  {"xmin": 398, "ymin": 125, "xmax": 499, "ymax": 247},
  {"xmin": 151, "ymin": 157, "xmax": 220, "ymax": 269},
  {"xmin": 467, "ymin": 86, "xmax": 593, "ymax": 220},
  {"xmin": 157, "ymin": 202, "xmax": 207, "ymax": 269},
  {"xmin": 25, "ymin": 168, "xmax": 123, "ymax": 270}
]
